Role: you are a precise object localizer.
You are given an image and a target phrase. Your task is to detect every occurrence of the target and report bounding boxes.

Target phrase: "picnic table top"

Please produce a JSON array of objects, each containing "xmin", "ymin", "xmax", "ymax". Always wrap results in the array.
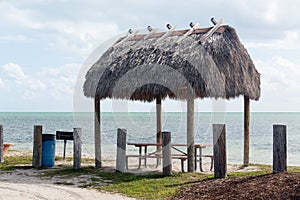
[{"xmin": 127, "ymin": 143, "xmax": 212, "ymax": 148}]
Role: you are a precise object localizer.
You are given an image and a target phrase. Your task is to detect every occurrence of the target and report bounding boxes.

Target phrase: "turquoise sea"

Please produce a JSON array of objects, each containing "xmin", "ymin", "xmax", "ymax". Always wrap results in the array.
[{"xmin": 0, "ymin": 112, "xmax": 299, "ymax": 166}]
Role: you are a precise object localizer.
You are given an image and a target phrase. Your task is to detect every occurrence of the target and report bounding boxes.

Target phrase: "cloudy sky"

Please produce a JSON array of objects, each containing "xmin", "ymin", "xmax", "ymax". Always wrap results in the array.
[{"xmin": 0, "ymin": 0, "xmax": 299, "ymax": 112}]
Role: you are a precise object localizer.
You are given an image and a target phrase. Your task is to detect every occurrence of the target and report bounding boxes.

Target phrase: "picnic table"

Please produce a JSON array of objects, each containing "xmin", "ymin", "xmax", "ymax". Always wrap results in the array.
[{"xmin": 126, "ymin": 143, "xmax": 213, "ymax": 172}]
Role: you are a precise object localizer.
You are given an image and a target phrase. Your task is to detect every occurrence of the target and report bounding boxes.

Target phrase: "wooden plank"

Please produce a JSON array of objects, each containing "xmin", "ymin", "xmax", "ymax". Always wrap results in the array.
[
  {"xmin": 127, "ymin": 26, "xmax": 227, "ymax": 41},
  {"xmin": 156, "ymin": 98, "xmax": 162, "ymax": 152},
  {"xmin": 199, "ymin": 19, "xmax": 224, "ymax": 44},
  {"xmin": 73, "ymin": 128, "xmax": 82, "ymax": 170},
  {"xmin": 0, "ymin": 125, "xmax": 3, "ymax": 163},
  {"xmin": 32, "ymin": 125, "xmax": 42, "ymax": 168},
  {"xmin": 187, "ymin": 96, "xmax": 195, "ymax": 172},
  {"xmin": 116, "ymin": 128, "xmax": 127, "ymax": 173},
  {"xmin": 162, "ymin": 131, "xmax": 172, "ymax": 176},
  {"xmin": 273, "ymin": 125, "xmax": 287, "ymax": 173},
  {"xmin": 56, "ymin": 131, "xmax": 74, "ymax": 140},
  {"xmin": 213, "ymin": 124, "xmax": 227, "ymax": 178},
  {"xmin": 244, "ymin": 96, "xmax": 250, "ymax": 167},
  {"xmin": 94, "ymin": 96, "xmax": 101, "ymax": 168}
]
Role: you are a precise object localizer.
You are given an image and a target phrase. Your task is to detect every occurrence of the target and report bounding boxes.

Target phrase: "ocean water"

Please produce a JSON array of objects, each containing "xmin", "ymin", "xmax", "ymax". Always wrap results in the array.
[{"xmin": 0, "ymin": 112, "xmax": 299, "ymax": 166}]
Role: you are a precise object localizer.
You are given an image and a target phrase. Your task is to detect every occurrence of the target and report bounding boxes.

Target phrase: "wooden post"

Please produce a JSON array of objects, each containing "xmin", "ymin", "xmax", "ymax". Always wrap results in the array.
[
  {"xmin": 0, "ymin": 125, "xmax": 3, "ymax": 163},
  {"xmin": 116, "ymin": 128, "xmax": 127, "ymax": 173},
  {"xmin": 156, "ymin": 98, "xmax": 162, "ymax": 152},
  {"xmin": 162, "ymin": 131, "xmax": 172, "ymax": 176},
  {"xmin": 63, "ymin": 140, "xmax": 67, "ymax": 160},
  {"xmin": 95, "ymin": 96, "xmax": 101, "ymax": 168},
  {"xmin": 244, "ymin": 96, "xmax": 250, "ymax": 167},
  {"xmin": 32, "ymin": 125, "xmax": 42, "ymax": 168},
  {"xmin": 187, "ymin": 96, "xmax": 194, "ymax": 172},
  {"xmin": 213, "ymin": 124, "xmax": 227, "ymax": 178},
  {"xmin": 73, "ymin": 128, "xmax": 82, "ymax": 170},
  {"xmin": 273, "ymin": 125, "xmax": 287, "ymax": 173}
]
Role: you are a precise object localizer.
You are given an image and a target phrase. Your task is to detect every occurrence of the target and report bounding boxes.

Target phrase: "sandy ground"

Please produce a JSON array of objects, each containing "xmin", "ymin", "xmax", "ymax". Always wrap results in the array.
[
  {"xmin": 0, "ymin": 182, "xmax": 133, "ymax": 200},
  {"xmin": 0, "ymin": 151, "xmax": 135, "ymax": 200},
  {"xmin": 0, "ymin": 151, "xmax": 260, "ymax": 200}
]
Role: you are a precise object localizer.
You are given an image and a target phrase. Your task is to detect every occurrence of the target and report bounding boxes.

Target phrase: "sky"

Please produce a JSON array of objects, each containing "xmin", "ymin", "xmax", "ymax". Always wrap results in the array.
[{"xmin": 0, "ymin": 0, "xmax": 299, "ymax": 112}]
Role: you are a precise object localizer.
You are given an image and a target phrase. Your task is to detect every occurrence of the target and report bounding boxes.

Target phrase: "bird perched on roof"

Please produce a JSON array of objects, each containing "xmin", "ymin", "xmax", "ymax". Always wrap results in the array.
[
  {"xmin": 128, "ymin": 29, "xmax": 133, "ymax": 34},
  {"xmin": 211, "ymin": 18, "xmax": 217, "ymax": 25},
  {"xmin": 147, "ymin": 25, "xmax": 153, "ymax": 32},
  {"xmin": 190, "ymin": 22, "xmax": 195, "ymax": 28},
  {"xmin": 166, "ymin": 24, "xmax": 172, "ymax": 30}
]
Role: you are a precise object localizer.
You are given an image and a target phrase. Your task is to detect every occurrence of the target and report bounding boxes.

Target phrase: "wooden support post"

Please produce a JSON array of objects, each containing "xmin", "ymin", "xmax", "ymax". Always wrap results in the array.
[
  {"xmin": 116, "ymin": 128, "xmax": 127, "ymax": 173},
  {"xmin": 162, "ymin": 131, "xmax": 172, "ymax": 176},
  {"xmin": 32, "ymin": 125, "xmax": 42, "ymax": 168},
  {"xmin": 187, "ymin": 96, "xmax": 195, "ymax": 172},
  {"xmin": 0, "ymin": 125, "xmax": 3, "ymax": 163},
  {"xmin": 213, "ymin": 124, "xmax": 227, "ymax": 178},
  {"xmin": 95, "ymin": 96, "xmax": 101, "ymax": 168},
  {"xmin": 63, "ymin": 140, "xmax": 67, "ymax": 160},
  {"xmin": 244, "ymin": 96, "xmax": 250, "ymax": 167},
  {"xmin": 156, "ymin": 98, "xmax": 162, "ymax": 151},
  {"xmin": 73, "ymin": 128, "xmax": 82, "ymax": 170},
  {"xmin": 273, "ymin": 125, "xmax": 287, "ymax": 173}
]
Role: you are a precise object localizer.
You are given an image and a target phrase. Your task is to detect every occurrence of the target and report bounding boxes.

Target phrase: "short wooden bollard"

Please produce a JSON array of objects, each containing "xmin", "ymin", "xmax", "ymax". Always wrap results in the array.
[
  {"xmin": 273, "ymin": 125, "xmax": 287, "ymax": 173},
  {"xmin": 213, "ymin": 124, "xmax": 227, "ymax": 178},
  {"xmin": 116, "ymin": 128, "xmax": 127, "ymax": 173},
  {"xmin": 32, "ymin": 125, "xmax": 43, "ymax": 168},
  {"xmin": 73, "ymin": 128, "xmax": 82, "ymax": 170},
  {"xmin": 162, "ymin": 131, "xmax": 172, "ymax": 176},
  {"xmin": 0, "ymin": 125, "xmax": 3, "ymax": 163}
]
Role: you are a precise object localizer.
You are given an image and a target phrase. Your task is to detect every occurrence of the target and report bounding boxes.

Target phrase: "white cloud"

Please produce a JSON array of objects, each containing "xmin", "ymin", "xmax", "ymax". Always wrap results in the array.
[
  {"xmin": 261, "ymin": 0, "xmax": 279, "ymax": 24},
  {"xmin": 246, "ymin": 31, "xmax": 300, "ymax": 50},
  {"xmin": 255, "ymin": 56, "xmax": 300, "ymax": 93},
  {"xmin": 38, "ymin": 63, "xmax": 81, "ymax": 98},
  {"xmin": 1, "ymin": 63, "xmax": 81, "ymax": 100},
  {"xmin": 0, "ymin": 1, "xmax": 44, "ymax": 29},
  {"xmin": 47, "ymin": 21, "xmax": 120, "ymax": 55},
  {"xmin": 3, "ymin": 63, "xmax": 26, "ymax": 80},
  {"xmin": 0, "ymin": 35, "xmax": 31, "ymax": 42},
  {"xmin": 0, "ymin": 78, "xmax": 4, "ymax": 88},
  {"xmin": 2, "ymin": 63, "xmax": 46, "ymax": 99}
]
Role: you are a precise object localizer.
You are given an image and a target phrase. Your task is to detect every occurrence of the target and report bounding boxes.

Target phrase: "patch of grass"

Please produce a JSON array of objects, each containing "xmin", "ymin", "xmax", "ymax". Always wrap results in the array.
[
  {"xmin": 288, "ymin": 166, "xmax": 300, "ymax": 173},
  {"xmin": 97, "ymin": 172, "xmax": 209, "ymax": 199},
  {"xmin": 40, "ymin": 166, "xmax": 99, "ymax": 178},
  {"xmin": 55, "ymin": 156, "xmax": 94, "ymax": 163},
  {"xmin": 0, "ymin": 155, "xmax": 32, "ymax": 171}
]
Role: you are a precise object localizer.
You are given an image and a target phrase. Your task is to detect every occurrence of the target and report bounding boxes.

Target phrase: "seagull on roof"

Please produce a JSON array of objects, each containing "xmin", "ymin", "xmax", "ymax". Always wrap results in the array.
[
  {"xmin": 166, "ymin": 24, "xmax": 172, "ymax": 30},
  {"xmin": 147, "ymin": 25, "xmax": 153, "ymax": 32}
]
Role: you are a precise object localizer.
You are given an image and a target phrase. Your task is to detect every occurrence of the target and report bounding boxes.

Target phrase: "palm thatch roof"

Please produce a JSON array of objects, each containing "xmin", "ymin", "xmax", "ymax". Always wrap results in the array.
[{"xmin": 83, "ymin": 25, "xmax": 260, "ymax": 102}]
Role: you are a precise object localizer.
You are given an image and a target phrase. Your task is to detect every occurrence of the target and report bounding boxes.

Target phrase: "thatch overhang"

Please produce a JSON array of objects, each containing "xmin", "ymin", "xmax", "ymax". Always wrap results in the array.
[{"xmin": 83, "ymin": 25, "xmax": 261, "ymax": 102}]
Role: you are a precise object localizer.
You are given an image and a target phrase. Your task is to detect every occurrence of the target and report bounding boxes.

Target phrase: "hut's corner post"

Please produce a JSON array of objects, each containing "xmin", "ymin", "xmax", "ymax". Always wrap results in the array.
[
  {"xmin": 156, "ymin": 97, "xmax": 162, "ymax": 152},
  {"xmin": 162, "ymin": 131, "xmax": 172, "ymax": 176},
  {"xmin": 273, "ymin": 125, "xmax": 287, "ymax": 173},
  {"xmin": 32, "ymin": 125, "xmax": 42, "ymax": 168},
  {"xmin": 116, "ymin": 128, "xmax": 127, "ymax": 173},
  {"xmin": 73, "ymin": 128, "xmax": 82, "ymax": 170},
  {"xmin": 244, "ymin": 96, "xmax": 250, "ymax": 167},
  {"xmin": 187, "ymin": 95, "xmax": 195, "ymax": 172},
  {"xmin": 95, "ymin": 96, "xmax": 101, "ymax": 168},
  {"xmin": 213, "ymin": 124, "xmax": 227, "ymax": 178},
  {"xmin": 0, "ymin": 125, "xmax": 3, "ymax": 163}
]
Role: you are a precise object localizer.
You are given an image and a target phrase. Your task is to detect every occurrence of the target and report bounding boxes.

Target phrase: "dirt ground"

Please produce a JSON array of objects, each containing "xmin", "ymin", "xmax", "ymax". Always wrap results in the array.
[{"xmin": 171, "ymin": 172, "xmax": 300, "ymax": 200}]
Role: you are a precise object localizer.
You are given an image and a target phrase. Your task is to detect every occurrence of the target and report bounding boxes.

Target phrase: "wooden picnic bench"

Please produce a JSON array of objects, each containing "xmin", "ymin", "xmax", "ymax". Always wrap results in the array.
[{"xmin": 126, "ymin": 143, "xmax": 213, "ymax": 172}]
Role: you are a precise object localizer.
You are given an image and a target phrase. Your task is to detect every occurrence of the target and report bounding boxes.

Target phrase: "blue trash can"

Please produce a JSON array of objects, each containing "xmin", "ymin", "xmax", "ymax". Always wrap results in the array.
[{"xmin": 42, "ymin": 134, "xmax": 56, "ymax": 167}]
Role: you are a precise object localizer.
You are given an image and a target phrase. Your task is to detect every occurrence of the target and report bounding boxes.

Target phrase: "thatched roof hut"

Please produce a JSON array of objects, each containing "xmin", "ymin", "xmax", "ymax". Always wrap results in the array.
[
  {"xmin": 83, "ymin": 21, "xmax": 261, "ymax": 171},
  {"xmin": 84, "ymin": 25, "xmax": 260, "ymax": 101}
]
